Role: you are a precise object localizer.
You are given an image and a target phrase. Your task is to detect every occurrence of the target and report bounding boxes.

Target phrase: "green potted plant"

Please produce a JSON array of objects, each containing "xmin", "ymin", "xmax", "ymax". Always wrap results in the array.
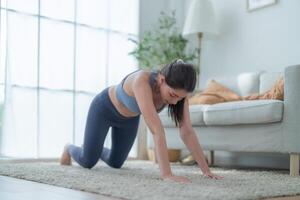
[{"xmin": 129, "ymin": 11, "xmax": 199, "ymax": 72}]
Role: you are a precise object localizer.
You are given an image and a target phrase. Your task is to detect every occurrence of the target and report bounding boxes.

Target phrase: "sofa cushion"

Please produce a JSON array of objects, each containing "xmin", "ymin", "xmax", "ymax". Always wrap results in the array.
[
  {"xmin": 237, "ymin": 72, "xmax": 261, "ymax": 96},
  {"xmin": 259, "ymin": 72, "xmax": 283, "ymax": 93},
  {"xmin": 207, "ymin": 72, "xmax": 261, "ymax": 96},
  {"xmin": 189, "ymin": 80, "xmax": 241, "ymax": 105},
  {"xmin": 244, "ymin": 77, "xmax": 284, "ymax": 101},
  {"xmin": 203, "ymin": 100, "xmax": 283, "ymax": 125},
  {"xmin": 159, "ymin": 105, "xmax": 208, "ymax": 127}
]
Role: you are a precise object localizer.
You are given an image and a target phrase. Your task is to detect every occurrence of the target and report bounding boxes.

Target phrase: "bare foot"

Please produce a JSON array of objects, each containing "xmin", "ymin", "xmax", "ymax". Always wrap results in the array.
[{"xmin": 60, "ymin": 144, "xmax": 72, "ymax": 166}]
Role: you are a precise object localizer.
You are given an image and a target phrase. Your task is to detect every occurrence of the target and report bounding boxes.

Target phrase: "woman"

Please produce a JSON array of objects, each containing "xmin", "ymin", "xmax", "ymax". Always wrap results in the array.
[{"xmin": 60, "ymin": 59, "xmax": 223, "ymax": 183}]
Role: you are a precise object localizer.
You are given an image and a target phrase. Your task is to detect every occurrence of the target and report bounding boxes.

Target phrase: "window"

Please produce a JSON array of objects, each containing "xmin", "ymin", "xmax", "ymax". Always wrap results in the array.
[{"xmin": 0, "ymin": 0, "xmax": 139, "ymax": 158}]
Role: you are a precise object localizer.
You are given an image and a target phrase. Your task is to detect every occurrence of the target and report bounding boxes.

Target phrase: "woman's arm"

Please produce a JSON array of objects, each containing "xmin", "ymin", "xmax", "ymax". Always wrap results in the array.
[
  {"xmin": 132, "ymin": 76, "xmax": 190, "ymax": 183},
  {"xmin": 132, "ymin": 76, "xmax": 171, "ymax": 177},
  {"xmin": 179, "ymin": 98, "xmax": 223, "ymax": 179}
]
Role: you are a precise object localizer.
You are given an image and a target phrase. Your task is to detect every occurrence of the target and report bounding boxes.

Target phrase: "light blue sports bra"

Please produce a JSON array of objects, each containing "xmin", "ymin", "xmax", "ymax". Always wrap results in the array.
[{"xmin": 116, "ymin": 69, "xmax": 166, "ymax": 114}]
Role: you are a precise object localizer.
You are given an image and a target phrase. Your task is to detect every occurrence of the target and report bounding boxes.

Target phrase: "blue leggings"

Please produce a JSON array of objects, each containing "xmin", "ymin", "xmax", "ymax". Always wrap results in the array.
[{"xmin": 68, "ymin": 87, "xmax": 140, "ymax": 169}]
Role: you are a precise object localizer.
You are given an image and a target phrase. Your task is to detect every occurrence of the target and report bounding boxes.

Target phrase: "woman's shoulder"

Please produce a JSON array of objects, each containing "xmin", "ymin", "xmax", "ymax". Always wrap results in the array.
[
  {"xmin": 122, "ymin": 69, "xmax": 153, "ymax": 89},
  {"xmin": 132, "ymin": 69, "xmax": 157, "ymax": 82},
  {"xmin": 137, "ymin": 68, "xmax": 158, "ymax": 75},
  {"xmin": 128, "ymin": 69, "xmax": 159, "ymax": 93}
]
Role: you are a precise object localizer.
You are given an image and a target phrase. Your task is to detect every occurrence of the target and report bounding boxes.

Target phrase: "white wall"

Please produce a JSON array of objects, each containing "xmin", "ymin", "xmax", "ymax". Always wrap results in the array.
[
  {"xmin": 197, "ymin": 0, "xmax": 300, "ymax": 88},
  {"xmin": 139, "ymin": 0, "xmax": 186, "ymax": 37}
]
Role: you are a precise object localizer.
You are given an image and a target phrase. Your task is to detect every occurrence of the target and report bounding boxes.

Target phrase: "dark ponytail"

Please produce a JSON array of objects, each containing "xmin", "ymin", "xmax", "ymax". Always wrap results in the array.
[{"xmin": 159, "ymin": 59, "xmax": 196, "ymax": 127}]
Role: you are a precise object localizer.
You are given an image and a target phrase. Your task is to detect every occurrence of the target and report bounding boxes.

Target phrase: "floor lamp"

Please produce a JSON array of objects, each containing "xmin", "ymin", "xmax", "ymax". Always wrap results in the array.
[
  {"xmin": 181, "ymin": 0, "xmax": 218, "ymax": 165},
  {"xmin": 182, "ymin": 0, "xmax": 218, "ymax": 86}
]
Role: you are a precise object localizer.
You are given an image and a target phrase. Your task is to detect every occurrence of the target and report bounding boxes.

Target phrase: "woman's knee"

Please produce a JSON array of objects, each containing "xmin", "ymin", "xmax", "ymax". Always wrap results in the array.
[
  {"xmin": 107, "ymin": 160, "xmax": 125, "ymax": 169},
  {"xmin": 80, "ymin": 158, "xmax": 98, "ymax": 169}
]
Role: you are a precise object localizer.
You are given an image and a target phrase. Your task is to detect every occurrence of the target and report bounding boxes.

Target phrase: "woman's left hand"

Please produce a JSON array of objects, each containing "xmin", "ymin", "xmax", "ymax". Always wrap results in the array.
[{"xmin": 203, "ymin": 172, "xmax": 224, "ymax": 180}]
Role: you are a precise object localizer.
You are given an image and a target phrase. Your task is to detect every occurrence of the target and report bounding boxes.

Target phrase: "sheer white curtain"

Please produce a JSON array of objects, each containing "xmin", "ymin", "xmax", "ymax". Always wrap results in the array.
[{"xmin": 0, "ymin": 0, "xmax": 139, "ymax": 158}]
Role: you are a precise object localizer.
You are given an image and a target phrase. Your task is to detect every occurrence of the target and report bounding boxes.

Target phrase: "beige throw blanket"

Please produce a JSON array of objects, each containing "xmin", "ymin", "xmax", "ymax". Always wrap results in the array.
[{"xmin": 189, "ymin": 77, "xmax": 284, "ymax": 105}]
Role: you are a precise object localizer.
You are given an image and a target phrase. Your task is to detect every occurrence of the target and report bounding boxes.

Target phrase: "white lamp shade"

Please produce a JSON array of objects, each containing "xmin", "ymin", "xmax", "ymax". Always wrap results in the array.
[{"xmin": 183, "ymin": 0, "xmax": 218, "ymax": 36}]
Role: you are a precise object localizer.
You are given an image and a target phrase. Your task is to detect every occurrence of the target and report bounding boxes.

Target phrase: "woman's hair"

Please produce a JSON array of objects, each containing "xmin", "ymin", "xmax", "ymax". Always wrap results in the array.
[{"xmin": 159, "ymin": 59, "xmax": 197, "ymax": 127}]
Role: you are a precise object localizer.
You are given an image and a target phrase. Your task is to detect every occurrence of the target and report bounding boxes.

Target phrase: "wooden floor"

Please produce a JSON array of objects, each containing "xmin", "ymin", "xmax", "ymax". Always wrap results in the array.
[
  {"xmin": 0, "ymin": 175, "xmax": 120, "ymax": 200},
  {"xmin": 0, "ymin": 175, "xmax": 300, "ymax": 200}
]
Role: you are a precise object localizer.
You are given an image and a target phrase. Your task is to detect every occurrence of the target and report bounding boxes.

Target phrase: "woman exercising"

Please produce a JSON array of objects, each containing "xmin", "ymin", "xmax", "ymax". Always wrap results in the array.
[{"xmin": 60, "ymin": 59, "xmax": 223, "ymax": 183}]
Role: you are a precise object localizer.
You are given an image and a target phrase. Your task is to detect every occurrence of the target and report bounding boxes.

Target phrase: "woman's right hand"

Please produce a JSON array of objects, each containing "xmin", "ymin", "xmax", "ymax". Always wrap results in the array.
[{"xmin": 162, "ymin": 174, "xmax": 191, "ymax": 184}]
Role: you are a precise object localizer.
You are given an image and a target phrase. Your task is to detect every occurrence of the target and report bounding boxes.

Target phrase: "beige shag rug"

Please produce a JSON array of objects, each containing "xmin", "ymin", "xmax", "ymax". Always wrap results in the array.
[{"xmin": 0, "ymin": 160, "xmax": 299, "ymax": 200}]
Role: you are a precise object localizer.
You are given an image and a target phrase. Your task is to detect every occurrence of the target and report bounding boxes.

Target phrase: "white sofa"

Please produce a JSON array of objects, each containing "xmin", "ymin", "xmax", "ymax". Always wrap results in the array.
[{"xmin": 147, "ymin": 65, "xmax": 300, "ymax": 176}]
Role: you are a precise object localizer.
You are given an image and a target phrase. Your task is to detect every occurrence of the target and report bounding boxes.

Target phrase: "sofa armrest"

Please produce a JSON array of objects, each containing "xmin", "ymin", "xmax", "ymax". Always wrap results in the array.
[{"xmin": 283, "ymin": 64, "xmax": 300, "ymax": 153}]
